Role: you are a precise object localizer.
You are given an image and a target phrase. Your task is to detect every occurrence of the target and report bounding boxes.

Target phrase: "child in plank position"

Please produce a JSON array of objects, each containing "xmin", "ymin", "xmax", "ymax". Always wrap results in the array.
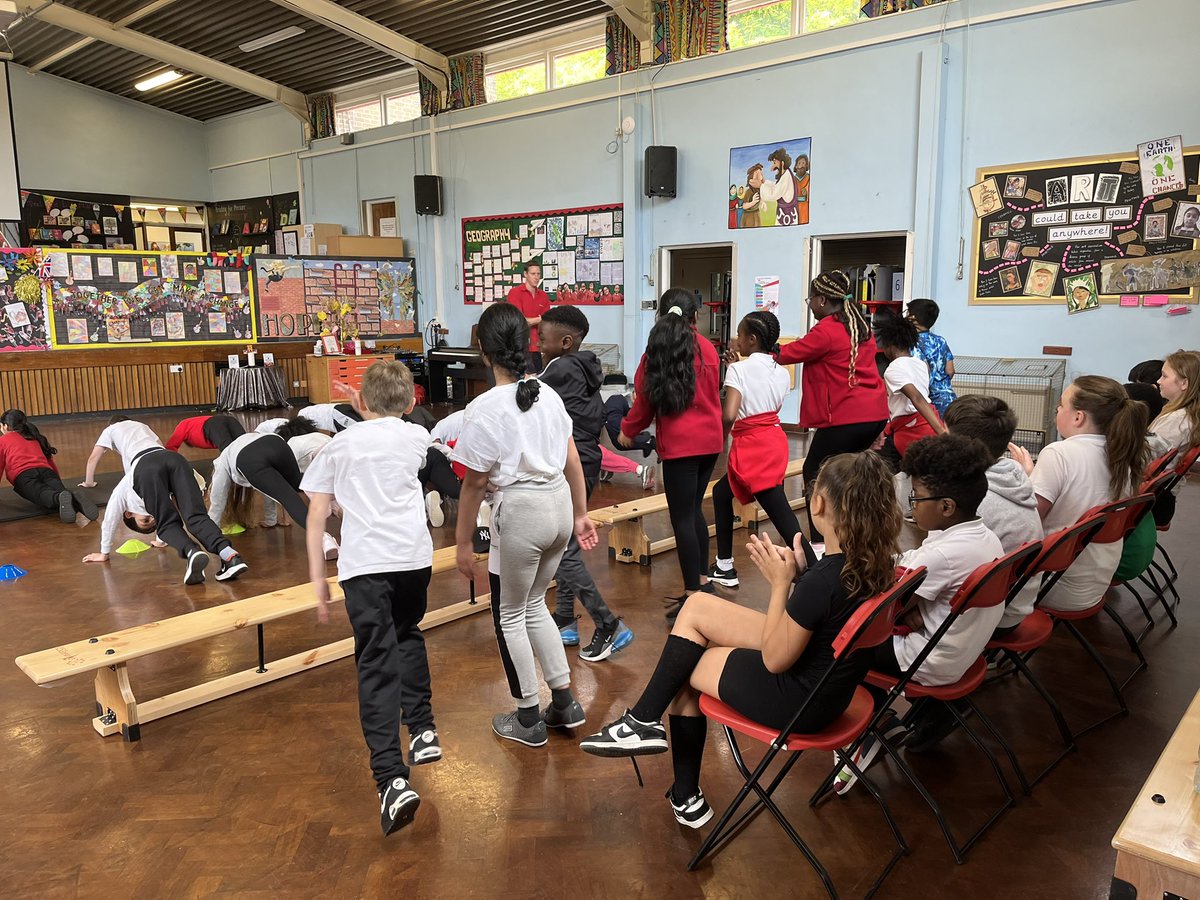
[
  {"xmin": 83, "ymin": 446, "xmax": 248, "ymax": 584},
  {"xmin": 165, "ymin": 414, "xmax": 245, "ymax": 453},
  {"xmin": 302, "ymin": 360, "xmax": 440, "ymax": 837},
  {"xmin": 906, "ymin": 299, "xmax": 957, "ymax": 416},
  {"xmin": 580, "ymin": 452, "xmax": 901, "ymax": 828},
  {"xmin": 0, "ymin": 409, "xmax": 97, "ymax": 524},
  {"xmin": 259, "ymin": 417, "xmax": 332, "ymax": 528},
  {"xmin": 707, "ymin": 310, "xmax": 806, "ymax": 589},
  {"xmin": 873, "ymin": 312, "xmax": 946, "ymax": 470},
  {"xmin": 538, "ymin": 305, "xmax": 634, "ymax": 661}
]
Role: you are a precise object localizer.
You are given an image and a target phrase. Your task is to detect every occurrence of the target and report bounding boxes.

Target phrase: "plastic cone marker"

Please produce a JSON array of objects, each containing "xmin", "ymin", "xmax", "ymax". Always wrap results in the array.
[
  {"xmin": 222, "ymin": 523, "xmax": 246, "ymax": 535},
  {"xmin": 116, "ymin": 539, "xmax": 151, "ymax": 556},
  {"xmin": 0, "ymin": 564, "xmax": 27, "ymax": 580}
]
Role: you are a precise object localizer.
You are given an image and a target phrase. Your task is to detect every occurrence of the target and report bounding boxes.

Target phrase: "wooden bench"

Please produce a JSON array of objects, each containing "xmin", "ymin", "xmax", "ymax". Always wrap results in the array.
[
  {"xmin": 15, "ymin": 544, "xmax": 491, "ymax": 742},
  {"xmin": 590, "ymin": 458, "xmax": 806, "ymax": 566},
  {"xmin": 1111, "ymin": 688, "xmax": 1200, "ymax": 899}
]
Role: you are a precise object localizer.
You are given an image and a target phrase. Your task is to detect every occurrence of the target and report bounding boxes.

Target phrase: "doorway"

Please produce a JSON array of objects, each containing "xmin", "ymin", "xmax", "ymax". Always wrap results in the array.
[{"xmin": 658, "ymin": 242, "xmax": 736, "ymax": 355}]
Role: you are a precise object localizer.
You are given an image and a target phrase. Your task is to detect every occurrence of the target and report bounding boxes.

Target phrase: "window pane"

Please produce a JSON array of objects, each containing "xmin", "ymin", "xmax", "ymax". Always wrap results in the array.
[
  {"xmin": 485, "ymin": 61, "xmax": 546, "ymax": 103},
  {"xmin": 727, "ymin": 0, "xmax": 792, "ymax": 49},
  {"xmin": 553, "ymin": 45, "xmax": 605, "ymax": 88},
  {"xmin": 386, "ymin": 92, "xmax": 421, "ymax": 123},
  {"xmin": 804, "ymin": 0, "xmax": 862, "ymax": 33},
  {"xmin": 335, "ymin": 100, "xmax": 382, "ymax": 134}
]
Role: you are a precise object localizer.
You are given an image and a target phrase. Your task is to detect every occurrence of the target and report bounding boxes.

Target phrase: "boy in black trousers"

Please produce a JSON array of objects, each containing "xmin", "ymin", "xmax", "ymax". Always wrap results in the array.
[{"xmin": 538, "ymin": 306, "xmax": 634, "ymax": 661}]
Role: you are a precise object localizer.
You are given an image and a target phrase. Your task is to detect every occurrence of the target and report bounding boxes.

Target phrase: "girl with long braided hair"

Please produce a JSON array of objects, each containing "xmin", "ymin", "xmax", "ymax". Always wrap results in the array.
[
  {"xmin": 707, "ymin": 310, "xmax": 810, "ymax": 590},
  {"xmin": 776, "ymin": 271, "xmax": 888, "ymax": 541}
]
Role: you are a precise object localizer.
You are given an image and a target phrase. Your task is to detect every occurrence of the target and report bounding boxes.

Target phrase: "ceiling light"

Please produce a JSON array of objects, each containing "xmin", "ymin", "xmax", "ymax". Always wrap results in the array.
[
  {"xmin": 135, "ymin": 70, "xmax": 183, "ymax": 92},
  {"xmin": 238, "ymin": 26, "xmax": 305, "ymax": 53}
]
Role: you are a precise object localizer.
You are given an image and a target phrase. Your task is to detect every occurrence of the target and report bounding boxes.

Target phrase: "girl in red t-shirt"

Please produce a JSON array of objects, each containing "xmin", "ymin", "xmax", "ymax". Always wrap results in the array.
[{"xmin": 0, "ymin": 409, "xmax": 98, "ymax": 523}]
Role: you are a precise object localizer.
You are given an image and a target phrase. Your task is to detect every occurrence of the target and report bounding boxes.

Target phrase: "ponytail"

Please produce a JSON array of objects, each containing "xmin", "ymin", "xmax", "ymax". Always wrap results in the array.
[
  {"xmin": 478, "ymin": 301, "xmax": 541, "ymax": 412},
  {"xmin": 1071, "ymin": 375, "xmax": 1150, "ymax": 496},
  {"xmin": 810, "ymin": 270, "xmax": 870, "ymax": 387},
  {"xmin": 644, "ymin": 287, "xmax": 701, "ymax": 416},
  {"xmin": 1, "ymin": 408, "xmax": 56, "ymax": 460}
]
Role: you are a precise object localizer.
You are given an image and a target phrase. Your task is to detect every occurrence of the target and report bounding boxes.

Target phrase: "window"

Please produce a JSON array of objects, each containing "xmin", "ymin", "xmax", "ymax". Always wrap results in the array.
[
  {"xmin": 804, "ymin": 0, "xmax": 862, "ymax": 33},
  {"xmin": 727, "ymin": 0, "xmax": 793, "ymax": 49},
  {"xmin": 335, "ymin": 99, "xmax": 383, "ymax": 134},
  {"xmin": 485, "ymin": 59, "xmax": 546, "ymax": 103},
  {"xmin": 385, "ymin": 91, "xmax": 421, "ymax": 124},
  {"xmin": 552, "ymin": 44, "xmax": 605, "ymax": 88}
]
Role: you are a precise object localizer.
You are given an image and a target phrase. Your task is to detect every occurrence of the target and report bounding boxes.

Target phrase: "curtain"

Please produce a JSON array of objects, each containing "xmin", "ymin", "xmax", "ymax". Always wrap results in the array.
[
  {"xmin": 860, "ymin": 0, "xmax": 947, "ymax": 18},
  {"xmin": 307, "ymin": 93, "xmax": 335, "ymax": 140},
  {"xmin": 652, "ymin": 0, "xmax": 727, "ymax": 64},
  {"xmin": 419, "ymin": 53, "xmax": 487, "ymax": 116},
  {"xmin": 605, "ymin": 13, "xmax": 642, "ymax": 75}
]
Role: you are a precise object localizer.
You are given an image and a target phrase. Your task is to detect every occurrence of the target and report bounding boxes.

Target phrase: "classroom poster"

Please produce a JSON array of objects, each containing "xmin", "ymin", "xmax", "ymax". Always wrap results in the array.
[
  {"xmin": 729, "ymin": 138, "xmax": 812, "ymax": 228},
  {"xmin": 0, "ymin": 250, "xmax": 51, "ymax": 352}
]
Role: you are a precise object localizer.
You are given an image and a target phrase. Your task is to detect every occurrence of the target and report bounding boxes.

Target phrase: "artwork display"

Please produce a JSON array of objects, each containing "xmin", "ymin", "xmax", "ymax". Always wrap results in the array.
[
  {"xmin": 970, "ymin": 146, "xmax": 1200, "ymax": 305},
  {"xmin": 0, "ymin": 250, "xmax": 51, "ymax": 352},
  {"xmin": 728, "ymin": 137, "xmax": 812, "ymax": 228},
  {"xmin": 253, "ymin": 255, "xmax": 418, "ymax": 341},
  {"xmin": 462, "ymin": 205, "xmax": 623, "ymax": 305}
]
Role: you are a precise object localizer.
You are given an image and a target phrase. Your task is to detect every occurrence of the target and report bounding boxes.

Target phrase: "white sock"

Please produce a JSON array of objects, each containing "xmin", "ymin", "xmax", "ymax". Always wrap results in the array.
[
  {"xmin": 716, "ymin": 558, "xmax": 734, "ymax": 571},
  {"xmin": 219, "ymin": 547, "xmax": 237, "ymax": 561}
]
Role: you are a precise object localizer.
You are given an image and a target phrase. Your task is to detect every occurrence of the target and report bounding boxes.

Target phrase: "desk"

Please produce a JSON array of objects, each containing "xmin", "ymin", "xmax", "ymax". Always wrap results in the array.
[
  {"xmin": 1111, "ymin": 689, "xmax": 1200, "ymax": 899},
  {"xmin": 427, "ymin": 347, "xmax": 488, "ymax": 403},
  {"xmin": 216, "ymin": 367, "xmax": 289, "ymax": 411}
]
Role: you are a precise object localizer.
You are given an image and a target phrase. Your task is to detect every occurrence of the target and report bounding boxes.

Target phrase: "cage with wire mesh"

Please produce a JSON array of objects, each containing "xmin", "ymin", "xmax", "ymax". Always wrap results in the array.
[
  {"xmin": 952, "ymin": 356, "xmax": 1067, "ymax": 454},
  {"xmin": 581, "ymin": 343, "xmax": 622, "ymax": 377}
]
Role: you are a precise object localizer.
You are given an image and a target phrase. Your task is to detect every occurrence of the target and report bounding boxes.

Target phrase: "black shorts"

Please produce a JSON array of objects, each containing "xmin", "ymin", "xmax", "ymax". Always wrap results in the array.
[{"xmin": 718, "ymin": 647, "xmax": 852, "ymax": 734}]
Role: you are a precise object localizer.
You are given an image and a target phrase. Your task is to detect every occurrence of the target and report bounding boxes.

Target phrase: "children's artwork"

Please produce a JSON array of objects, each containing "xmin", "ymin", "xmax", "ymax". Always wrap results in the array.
[
  {"xmin": 728, "ymin": 137, "xmax": 812, "ymax": 228},
  {"xmin": 1003, "ymin": 174, "xmax": 1027, "ymax": 198},
  {"xmin": 166, "ymin": 311, "xmax": 185, "ymax": 339},
  {"xmin": 208, "ymin": 312, "xmax": 227, "ymax": 333},
  {"xmin": 102, "ymin": 217, "xmax": 118, "ymax": 236},
  {"xmin": 150, "ymin": 317, "xmax": 166, "ymax": 337},
  {"xmin": 117, "ymin": 259, "xmax": 138, "ymax": 283},
  {"xmin": 462, "ymin": 205, "xmax": 623, "ymax": 306},
  {"xmin": 1138, "ymin": 135, "xmax": 1186, "ymax": 197},
  {"xmin": 204, "ymin": 269, "xmax": 223, "ymax": 293},
  {"xmin": 1064, "ymin": 272, "xmax": 1100, "ymax": 313},
  {"xmin": 1024, "ymin": 261, "xmax": 1060, "ymax": 298},
  {"xmin": 141, "ymin": 257, "xmax": 158, "ymax": 278},
  {"xmin": 66, "ymin": 318, "xmax": 88, "ymax": 344},
  {"xmin": 182, "ymin": 261, "xmax": 198, "ymax": 280},
  {"xmin": 106, "ymin": 317, "xmax": 132, "ymax": 341},
  {"xmin": 971, "ymin": 148, "xmax": 1200, "ymax": 305},
  {"xmin": 998, "ymin": 266, "xmax": 1023, "ymax": 293},
  {"xmin": 4, "ymin": 301, "xmax": 30, "ymax": 327},
  {"xmin": 969, "ymin": 177, "xmax": 1003, "ymax": 218},
  {"xmin": 70, "ymin": 254, "xmax": 93, "ymax": 281},
  {"xmin": 161, "ymin": 254, "xmax": 179, "ymax": 279},
  {"xmin": 223, "ymin": 270, "xmax": 242, "ymax": 295},
  {"xmin": 96, "ymin": 257, "xmax": 114, "ymax": 278},
  {"xmin": 0, "ymin": 250, "xmax": 51, "ymax": 352}
]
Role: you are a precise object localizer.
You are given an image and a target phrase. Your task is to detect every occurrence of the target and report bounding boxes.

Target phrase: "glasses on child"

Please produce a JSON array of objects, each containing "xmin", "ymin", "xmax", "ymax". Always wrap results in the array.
[{"xmin": 908, "ymin": 491, "xmax": 951, "ymax": 511}]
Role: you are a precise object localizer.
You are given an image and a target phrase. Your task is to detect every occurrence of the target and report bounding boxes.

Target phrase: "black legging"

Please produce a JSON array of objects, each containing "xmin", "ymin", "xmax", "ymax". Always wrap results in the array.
[
  {"xmin": 234, "ymin": 435, "xmax": 309, "ymax": 529},
  {"xmin": 419, "ymin": 448, "xmax": 461, "ymax": 499},
  {"xmin": 12, "ymin": 466, "xmax": 67, "ymax": 511},
  {"xmin": 802, "ymin": 420, "xmax": 887, "ymax": 541},
  {"xmin": 202, "ymin": 414, "xmax": 246, "ymax": 450},
  {"xmin": 661, "ymin": 453, "xmax": 719, "ymax": 592},
  {"xmin": 133, "ymin": 450, "xmax": 231, "ymax": 559},
  {"xmin": 713, "ymin": 475, "xmax": 801, "ymax": 559}
]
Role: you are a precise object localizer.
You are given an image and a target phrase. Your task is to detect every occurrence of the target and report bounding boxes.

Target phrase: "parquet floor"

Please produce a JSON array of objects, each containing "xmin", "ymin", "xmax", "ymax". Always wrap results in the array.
[{"xmin": 1, "ymin": 407, "xmax": 1195, "ymax": 898}]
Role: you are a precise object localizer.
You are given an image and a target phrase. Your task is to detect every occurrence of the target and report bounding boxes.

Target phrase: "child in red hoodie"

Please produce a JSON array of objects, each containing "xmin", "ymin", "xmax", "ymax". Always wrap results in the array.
[{"xmin": 0, "ymin": 408, "xmax": 97, "ymax": 523}]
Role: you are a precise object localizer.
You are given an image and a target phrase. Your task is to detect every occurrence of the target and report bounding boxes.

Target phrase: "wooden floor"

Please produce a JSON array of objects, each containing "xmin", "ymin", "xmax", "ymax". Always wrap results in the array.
[{"xmin": 2, "ymin": 407, "xmax": 1196, "ymax": 898}]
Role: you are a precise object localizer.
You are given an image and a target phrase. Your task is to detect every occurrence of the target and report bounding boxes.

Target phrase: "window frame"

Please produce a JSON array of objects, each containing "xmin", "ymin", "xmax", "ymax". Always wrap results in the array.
[
  {"xmin": 333, "ymin": 97, "xmax": 384, "ymax": 135},
  {"xmin": 483, "ymin": 52, "xmax": 549, "ymax": 103},
  {"xmin": 383, "ymin": 87, "xmax": 422, "ymax": 125}
]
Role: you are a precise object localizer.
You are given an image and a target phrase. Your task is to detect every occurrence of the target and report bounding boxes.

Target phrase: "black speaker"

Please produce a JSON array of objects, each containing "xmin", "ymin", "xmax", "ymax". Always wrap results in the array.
[
  {"xmin": 644, "ymin": 145, "xmax": 677, "ymax": 198},
  {"xmin": 414, "ymin": 174, "xmax": 443, "ymax": 216}
]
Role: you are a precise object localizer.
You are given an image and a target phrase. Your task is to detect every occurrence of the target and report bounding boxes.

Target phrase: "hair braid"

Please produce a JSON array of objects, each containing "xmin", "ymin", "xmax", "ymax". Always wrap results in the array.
[{"xmin": 809, "ymin": 270, "xmax": 868, "ymax": 388}]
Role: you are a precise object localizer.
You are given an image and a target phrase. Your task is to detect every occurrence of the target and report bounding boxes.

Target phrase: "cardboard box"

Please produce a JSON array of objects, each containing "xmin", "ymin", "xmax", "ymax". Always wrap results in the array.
[
  {"xmin": 278, "ymin": 222, "xmax": 343, "ymax": 256},
  {"xmin": 326, "ymin": 234, "xmax": 407, "ymax": 257}
]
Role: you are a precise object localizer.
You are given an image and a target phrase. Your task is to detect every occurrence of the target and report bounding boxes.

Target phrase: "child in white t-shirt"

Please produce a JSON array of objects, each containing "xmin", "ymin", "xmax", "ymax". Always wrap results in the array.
[
  {"xmin": 872, "ymin": 313, "xmax": 946, "ymax": 471},
  {"xmin": 708, "ymin": 311, "xmax": 806, "ymax": 589},
  {"xmin": 1010, "ymin": 375, "xmax": 1150, "ymax": 613},
  {"xmin": 80, "ymin": 416, "xmax": 164, "ymax": 487},
  {"xmin": 301, "ymin": 359, "xmax": 439, "ymax": 838},
  {"xmin": 1149, "ymin": 350, "xmax": 1200, "ymax": 456}
]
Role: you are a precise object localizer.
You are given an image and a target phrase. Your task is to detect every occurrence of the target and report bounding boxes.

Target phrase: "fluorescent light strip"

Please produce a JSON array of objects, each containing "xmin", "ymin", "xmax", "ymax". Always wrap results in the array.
[
  {"xmin": 135, "ymin": 70, "xmax": 183, "ymax": 91},
  {"xmin": 238, "ymin": 26, "xmax": 305, "ymax": 53}
]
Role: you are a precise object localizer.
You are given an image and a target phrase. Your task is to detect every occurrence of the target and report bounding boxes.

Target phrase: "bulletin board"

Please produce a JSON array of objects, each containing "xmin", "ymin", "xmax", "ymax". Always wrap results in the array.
[
  {"xmin": 18, "ymin": 189, "xmax": 137, "ymax": 249},
  {"xmin": 970, "ymin": 146, "xmax": 1200, "ymax": 306},
  {"xmin": 252, "ymin": 255, "xmax": 418, "ymax": 342},
  {"xmin": 0, "ymin": 250, "xmax": 51, "ymax": 352},
  {"xmin": 46, "ymin": 250, "xmax": 254, "ymax": 348},
  {"xmin": 461, "ymin": 203, "xmax": 625, "ymax": 306}
]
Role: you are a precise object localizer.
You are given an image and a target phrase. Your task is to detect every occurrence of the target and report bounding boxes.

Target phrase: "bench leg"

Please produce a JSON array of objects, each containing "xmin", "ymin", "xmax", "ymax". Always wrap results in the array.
[
  {"xmin": 732, "ymin": 498, "xmax": 758, "ymax": 535},
  {"xmin": 609, "ymin": 518, "xmax": 651, "ymax": 566},
  {"xmin": 93, "ymin": 663, "xmax": 140, "ymax": 742}
]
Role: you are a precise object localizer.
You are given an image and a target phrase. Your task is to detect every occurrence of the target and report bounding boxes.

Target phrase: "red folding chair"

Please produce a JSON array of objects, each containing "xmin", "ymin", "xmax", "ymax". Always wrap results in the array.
[
  {"xmin": 812, "ymin": 545, "xmax": 1040, "ymax": 865},
  {"xmin": 1119, "ymin": 473, "xmax": 1180, "ymax": 636},
  {"xmin": 688, "ymin": 567, "xmax": 928, "ymax": 898},
  {"xmin": 1155, "ymin": 444, "xmax": 1200, "ymax": 583},
  {"xmin": 1144, "ymin": 448, "xmax": 1178, "ymax": 480}
]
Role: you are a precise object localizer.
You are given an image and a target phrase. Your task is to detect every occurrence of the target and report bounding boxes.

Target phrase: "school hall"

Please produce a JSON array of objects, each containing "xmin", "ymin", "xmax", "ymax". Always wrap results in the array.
[{"xmin": 1, "ymin": 1, "xmax": 1198, "ymax": 898}]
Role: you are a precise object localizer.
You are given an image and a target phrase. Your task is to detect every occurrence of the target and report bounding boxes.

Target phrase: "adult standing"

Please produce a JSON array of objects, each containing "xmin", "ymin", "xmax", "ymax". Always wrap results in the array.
[
  {"xmin": 776, "ymin": 270, "xmax": 888, "ymax": 541},
  {"xmin": 506, "ymin": 259, "xmax": 552, "ymax": 375},
  {"xmin": 759, "ymin": 147, "xmax": 800, "ymax": 226}
]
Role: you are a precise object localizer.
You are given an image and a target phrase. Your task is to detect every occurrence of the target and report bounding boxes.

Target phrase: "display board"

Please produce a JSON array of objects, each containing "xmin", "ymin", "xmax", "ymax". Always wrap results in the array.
[
  {"xmin": 47, "ymin": 250, "xmax": 254, "ymax": 348},
  {"xmin": 970, "ymin": 147, "xmax": 1200, "ymax": 306},
  {"xmin": 209, "ymin": 192, "xmax": 300, "ymax": 255},
  {"xmin": 18, "ymin": 189, "xmax": 137, "ymax": 249},
  {"xmin": 252, "ymin": 255, "xmax": 418, "ymax": 342},
  {"xmin": 0, "ymin": 250, "xmax": 50, "ymax": 352},
  {"xmin": 462, "ymin": 203, "xmax": 624, "ymax": 305}
]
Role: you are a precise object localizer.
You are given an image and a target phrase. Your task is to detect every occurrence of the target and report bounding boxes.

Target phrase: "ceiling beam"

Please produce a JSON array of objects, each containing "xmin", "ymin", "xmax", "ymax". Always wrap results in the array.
[
  {"xmin": 600, "ymin": 0, "xmax": 650, "ymax": 44},
  {"xmin": 15, "ymin": 1, "xmax": 309, "ymax": 122},
  {"xmin": 264, "ymin": 0, "xmax": 450, "ymax": 93},
  {"xmin": 27, "ymin": 0, "xmax": 181, "ymax": 72}
]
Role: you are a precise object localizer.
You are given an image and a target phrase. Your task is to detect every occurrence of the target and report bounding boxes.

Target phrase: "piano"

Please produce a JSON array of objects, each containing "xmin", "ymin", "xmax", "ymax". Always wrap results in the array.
[{"xmin": 427, "ymin": 346, "xmax": 488, "ymax": 403}]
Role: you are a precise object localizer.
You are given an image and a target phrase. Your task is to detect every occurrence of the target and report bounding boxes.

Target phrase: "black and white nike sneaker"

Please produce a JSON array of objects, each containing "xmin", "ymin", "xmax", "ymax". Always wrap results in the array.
[
  {"xmin": 379, "ymin": 776, "xmax": 420, "ymax": 836},
  {"xmin": 667, "ymin": 787, "xmax": 713, "ymax": 829},
  {"xmin": 184, "ymin": 550, "xmax": 209, "ymax": 585},
  {"xmin": 705, "ymin": 562, "xmax": 739, "ymax": 588},
  {"xmin": 409, "ymin": 729, "xmax": 442, "ymax": 765},
  {"xmin": 579, "ymin": 710, "xmax": 668, "ymax": 757},
  {"xmin": 215, "ymin": 554, "xmax": 248, "ymax": 582}
]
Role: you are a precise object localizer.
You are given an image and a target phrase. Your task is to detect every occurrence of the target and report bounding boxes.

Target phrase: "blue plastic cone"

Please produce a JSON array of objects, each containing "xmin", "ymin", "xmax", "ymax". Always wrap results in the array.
[{"xmin": 0, "ymin": 564, "xmax": 28, "ymax": 580}]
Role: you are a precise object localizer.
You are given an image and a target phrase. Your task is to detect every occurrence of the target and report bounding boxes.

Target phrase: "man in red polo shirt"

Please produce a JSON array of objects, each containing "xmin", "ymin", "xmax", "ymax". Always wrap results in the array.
[{"xmin": 505, "ymin": 259, "xmax": 551, "ymax": 374}]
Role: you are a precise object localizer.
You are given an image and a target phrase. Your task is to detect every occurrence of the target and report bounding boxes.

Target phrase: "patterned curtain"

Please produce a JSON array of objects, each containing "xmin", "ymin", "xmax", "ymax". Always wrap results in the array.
[
  {"xmin": 652, "ymin": 0, "xmax": 726, "ymax": 64},
  {"xmin": 419, "ymin": 53, "xmax": 487, "ymax": 116},
  {"xmin": 307, "ymin": 93, "xmax": 335, "ymax": 140},
  {"xmin": 605, "ymin": 13, "xmax": 642, "ymax": 75},
  {"xmin": 860, "ymin": 0, "xmax": 947, "ymax": 18}
]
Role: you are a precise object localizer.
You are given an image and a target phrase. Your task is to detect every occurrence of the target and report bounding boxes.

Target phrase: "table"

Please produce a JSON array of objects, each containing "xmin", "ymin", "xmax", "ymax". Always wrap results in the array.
[
  {"xmin": 216, "ymin": 366, "xmax": 290, "ymax": 411},
  {"xmin": 1111, "ymin": 689, "xmax": 1200, "ymax": 899}
]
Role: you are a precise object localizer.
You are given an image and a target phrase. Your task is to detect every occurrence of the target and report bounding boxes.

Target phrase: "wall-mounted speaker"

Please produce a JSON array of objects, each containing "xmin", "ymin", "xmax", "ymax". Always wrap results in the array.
[
  {"xmin": 414, "ymin": 174, "xmax": 443, "ymax": 216},
  {"xmin": 644, "ymin": 145, "xmax": 677, "ymax": 198}
]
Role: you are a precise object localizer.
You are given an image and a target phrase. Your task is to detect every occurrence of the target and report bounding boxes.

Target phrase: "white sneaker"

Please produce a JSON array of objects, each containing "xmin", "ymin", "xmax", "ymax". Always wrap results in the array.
[
  {"xmin": 322, "ymin": 532, "xmax": 340, "ymax": 560},
  {"xmin": 425, "ymin": 490, "xmax": 444, "ymax": 527}
]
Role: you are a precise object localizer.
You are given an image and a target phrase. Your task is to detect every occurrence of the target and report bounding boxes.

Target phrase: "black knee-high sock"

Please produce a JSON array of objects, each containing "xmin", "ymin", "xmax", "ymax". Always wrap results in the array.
[
  {"xmin": 630, "ymin": 636, "xmax": 706, "ymax": 723},
  {"xmin": 669, "ymin": 715, "xmax": 708, "ymax": 801}
]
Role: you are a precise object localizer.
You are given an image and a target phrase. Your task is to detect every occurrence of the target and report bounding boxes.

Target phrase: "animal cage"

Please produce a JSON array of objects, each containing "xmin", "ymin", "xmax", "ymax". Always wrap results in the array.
[
  {"xmin": 952, "ymin": 356, "xmax": 1067, "ymax": 454},
  {"xmin": 582, "ymin": 343, "xmax": 622, "ymax": 377}
]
